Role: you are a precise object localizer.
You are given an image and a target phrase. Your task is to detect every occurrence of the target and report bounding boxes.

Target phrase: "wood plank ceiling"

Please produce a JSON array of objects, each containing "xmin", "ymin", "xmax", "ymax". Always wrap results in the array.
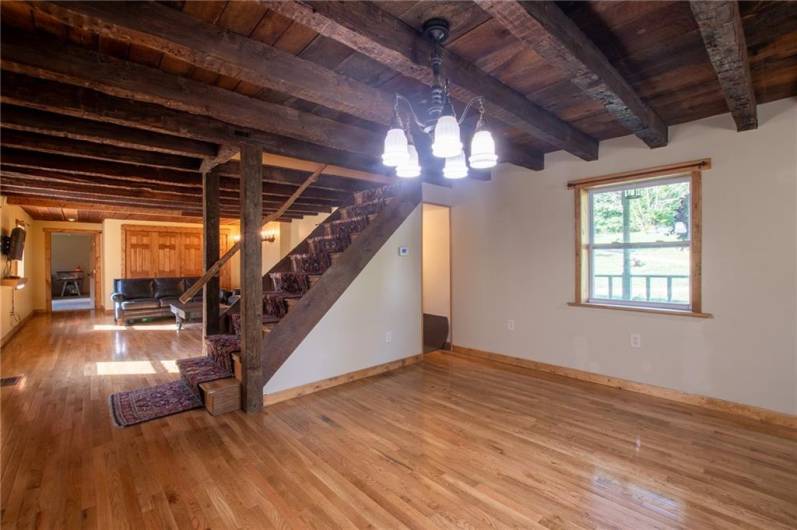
[{"xmin": 1, "ymin": 1, "xmax": 795, "ymax": 223}]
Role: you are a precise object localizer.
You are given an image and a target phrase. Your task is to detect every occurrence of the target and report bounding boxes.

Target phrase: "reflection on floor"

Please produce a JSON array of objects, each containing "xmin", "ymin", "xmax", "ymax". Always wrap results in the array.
[
  {"xmin": 1, "ymin": 311, "xmax": 796, "ymax": 528},
  {"xmin": 51, "ymin": 296, "xmax": 93, "ymax": 311}
]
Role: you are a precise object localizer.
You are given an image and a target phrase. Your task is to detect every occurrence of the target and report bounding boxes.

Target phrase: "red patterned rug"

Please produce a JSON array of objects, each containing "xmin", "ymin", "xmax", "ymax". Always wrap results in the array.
[{"xmin": 109, "ymin": 380, "xmax": 202, "ymax": 427}]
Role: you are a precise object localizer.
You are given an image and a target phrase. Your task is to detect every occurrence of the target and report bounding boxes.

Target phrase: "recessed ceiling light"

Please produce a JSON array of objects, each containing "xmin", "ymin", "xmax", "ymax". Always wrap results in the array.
[{"xmin": 67, "ymin": 218, "xmax": 76, "ymax": 222}]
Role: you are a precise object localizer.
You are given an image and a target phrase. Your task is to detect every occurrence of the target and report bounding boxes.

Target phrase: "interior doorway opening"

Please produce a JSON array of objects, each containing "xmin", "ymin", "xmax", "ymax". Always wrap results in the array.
[
  {"xmin": 48, "ymin": 231, "xmax": 100, "ymax": 312},
  {"xmin": 422, "ymin": 203, "xmax": 452, "ymax": 352}
]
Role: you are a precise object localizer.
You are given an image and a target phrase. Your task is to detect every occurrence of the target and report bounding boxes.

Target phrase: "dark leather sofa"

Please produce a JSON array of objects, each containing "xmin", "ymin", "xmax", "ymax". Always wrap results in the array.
[{"xmin": 111, "ymin": 277, "xmax": 234, "ymax": 324}]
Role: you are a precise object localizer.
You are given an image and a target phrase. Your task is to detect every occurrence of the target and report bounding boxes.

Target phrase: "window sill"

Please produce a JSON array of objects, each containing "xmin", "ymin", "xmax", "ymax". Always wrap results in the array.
[{"xmin": 568, "ymin": 302, "xmax": 713, "ymax": 319}]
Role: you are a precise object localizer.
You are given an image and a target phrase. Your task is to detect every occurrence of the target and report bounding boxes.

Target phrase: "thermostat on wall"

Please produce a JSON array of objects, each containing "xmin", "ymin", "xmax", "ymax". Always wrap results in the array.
[{"xmin": 398, "ymin": 246, "xmax": 409, "ymax": 256}]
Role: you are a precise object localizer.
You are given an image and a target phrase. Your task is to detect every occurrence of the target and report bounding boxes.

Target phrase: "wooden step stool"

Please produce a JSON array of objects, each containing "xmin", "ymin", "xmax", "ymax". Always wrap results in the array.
[{"xmin": 200, "ymin": 378, "xmax": 240, "ymax": 416}]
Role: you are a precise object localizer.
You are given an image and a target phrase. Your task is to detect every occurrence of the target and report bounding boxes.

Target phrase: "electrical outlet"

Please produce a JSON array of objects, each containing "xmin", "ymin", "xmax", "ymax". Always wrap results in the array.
[
  {"xmin": 507, "ymin": 320, "xmax": 515, "ymax": 331},
  {"xmin": 385, "ymin": 331, "xmax": 392, "ymax": 343},
  {"xmin": 630, "ymin": 334, "xmax": 641, "ymax": 348}
]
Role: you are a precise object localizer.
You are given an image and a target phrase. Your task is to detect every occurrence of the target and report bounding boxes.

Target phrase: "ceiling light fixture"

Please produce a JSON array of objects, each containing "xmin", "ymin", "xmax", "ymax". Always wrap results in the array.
[{"xmin": 382, "ymin": 18, "xmax": 498, "ymax": 180}]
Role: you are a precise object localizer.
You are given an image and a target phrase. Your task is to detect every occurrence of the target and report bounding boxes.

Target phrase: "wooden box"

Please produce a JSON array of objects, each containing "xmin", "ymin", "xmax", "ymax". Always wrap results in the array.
[{"xmin": 200, "ymin": 378, "xmax": 241, "ymax": 416}]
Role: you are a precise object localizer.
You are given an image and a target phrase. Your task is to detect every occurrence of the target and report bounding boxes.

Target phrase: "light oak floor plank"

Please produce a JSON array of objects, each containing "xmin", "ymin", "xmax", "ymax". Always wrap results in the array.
[{"xmin": 1, "ymin": 312, "xmax": 795, "ymax": 529}]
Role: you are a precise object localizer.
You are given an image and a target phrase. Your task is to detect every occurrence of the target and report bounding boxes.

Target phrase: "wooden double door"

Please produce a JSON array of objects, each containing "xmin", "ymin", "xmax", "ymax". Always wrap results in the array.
[{"xmin": 122, "ymin": 225, "xmax": 232, "ymax": 288}]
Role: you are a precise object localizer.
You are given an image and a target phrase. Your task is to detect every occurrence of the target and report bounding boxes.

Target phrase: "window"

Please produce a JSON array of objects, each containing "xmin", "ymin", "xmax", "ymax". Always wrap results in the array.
[{"xmin": 570, "ymin": 160, "xmax": 709, "ymax": 317}]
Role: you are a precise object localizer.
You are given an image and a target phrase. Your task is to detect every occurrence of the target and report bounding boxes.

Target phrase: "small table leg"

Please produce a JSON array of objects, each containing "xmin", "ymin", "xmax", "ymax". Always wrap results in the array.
[{"xmin": 176, "ymin": 315, "xmax": 184, "ymax": 331}]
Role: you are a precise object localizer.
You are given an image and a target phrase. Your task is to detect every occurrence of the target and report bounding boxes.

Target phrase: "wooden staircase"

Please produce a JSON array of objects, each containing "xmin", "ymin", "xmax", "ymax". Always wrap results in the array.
[{"xmin": 178, "ymin": 179, "xmax": 422, "ymax": 412}]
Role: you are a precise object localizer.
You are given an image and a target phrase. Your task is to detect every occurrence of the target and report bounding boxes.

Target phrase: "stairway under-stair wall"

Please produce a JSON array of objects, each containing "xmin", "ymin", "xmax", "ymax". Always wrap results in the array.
[
  {"xmin": 179, "ymin": 181, "xmax": 425, "ymax": 411},
  {"xmin": 263, "ymin": 198, "xmax": 422, "ymax": 397}
]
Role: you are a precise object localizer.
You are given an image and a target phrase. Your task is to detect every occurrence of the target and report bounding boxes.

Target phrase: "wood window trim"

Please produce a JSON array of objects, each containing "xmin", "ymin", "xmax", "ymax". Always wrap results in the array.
[{"xmin": 570, "ymin": 159, "xmax": 711, "ymax": 318}]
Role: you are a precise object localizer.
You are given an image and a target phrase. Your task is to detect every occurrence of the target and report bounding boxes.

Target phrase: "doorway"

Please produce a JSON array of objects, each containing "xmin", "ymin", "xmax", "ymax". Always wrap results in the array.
[
  {"xmin": 422, "ymin": 203, "xmax": 452, "ymax": 351},
  {"xmin": 46, "ymin": 229, "xmax": 102, "ymax": 312}
]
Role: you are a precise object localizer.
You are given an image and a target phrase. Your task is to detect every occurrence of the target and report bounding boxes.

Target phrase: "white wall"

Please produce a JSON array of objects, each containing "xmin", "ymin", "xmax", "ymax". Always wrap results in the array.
[
  {"xmin": 422, "ymin": 204, "xmax": 451, "ymax": 335},
  {"xmin": 265, "ymin": 205, "xmax": 422, "ymax": 394},
  {"xmin": 451, "ymin": 98, "xmax": 797, "ymax": 415}
]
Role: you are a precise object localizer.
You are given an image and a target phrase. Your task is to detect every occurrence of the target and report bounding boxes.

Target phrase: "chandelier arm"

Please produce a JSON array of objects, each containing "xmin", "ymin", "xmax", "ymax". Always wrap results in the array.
[
  {"xmin": 457, "ymin": 97, "xmax": 486, "ymax": 126},
  {"xmin": 394, "ymin": 94, "xmax": 430, "ymax": 134}
]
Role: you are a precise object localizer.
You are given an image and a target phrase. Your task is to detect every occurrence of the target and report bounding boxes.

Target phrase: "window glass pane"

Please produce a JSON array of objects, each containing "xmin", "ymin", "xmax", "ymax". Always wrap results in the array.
[
  {"xmin": 591, "ymin": 247, "xmax": 690, "ymax": 305},
  {"xmin": 591, "ymin": 180, "xmax": 690, "ymax": 244}
]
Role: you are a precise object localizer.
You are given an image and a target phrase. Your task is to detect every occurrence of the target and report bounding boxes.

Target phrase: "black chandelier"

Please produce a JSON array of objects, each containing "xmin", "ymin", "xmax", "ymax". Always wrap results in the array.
[{"xmin": 381, "ymin": 19, "xmax": 498, "ymax": 179}]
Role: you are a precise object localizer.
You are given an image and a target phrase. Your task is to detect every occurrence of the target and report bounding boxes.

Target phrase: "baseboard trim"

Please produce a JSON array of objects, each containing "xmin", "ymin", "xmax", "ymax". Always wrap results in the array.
[
  {"xmin": 450, "ymin": 345, "xmax": 797, "ymax": 430},
  {"xmin": 1, "ymin": 310, "xmax": 35, "ymax": 348},
  {"xmin": 263, "ymin": 353, "xmax": 424, "ymax": 406}
]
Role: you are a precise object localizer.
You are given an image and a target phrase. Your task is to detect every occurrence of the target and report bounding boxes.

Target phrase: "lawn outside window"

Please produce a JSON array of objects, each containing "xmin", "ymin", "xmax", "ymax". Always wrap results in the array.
[{"xmin": 569, "ymin": 160, "xmax": 711, "ymax": 318}]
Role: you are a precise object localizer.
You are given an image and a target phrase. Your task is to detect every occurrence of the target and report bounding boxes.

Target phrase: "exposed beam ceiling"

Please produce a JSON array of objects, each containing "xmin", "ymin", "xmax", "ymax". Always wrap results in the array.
[
  {"xmin": 264, "ymin": 0, "xmax": 592, "ymax": 161},
  {"xmin": 690, "ymin": 1, "xmax": 758, "ymax": 131},
  {"xmin": 0, "ymin": 166, "xmax": 342, "ymax": 209},
  {"xmin": 6, "ymin": 195, "xmax": 292, "ymax": 224},
  {"xmin": 0, "ymin": 147, "xmax": 374, "ymax": 199},
  {"xmin": 0, "ymin": 28, "xmax": 380, "ymax": 157},
  {"xmin": 475, "ymin": 0, "xmax": 668, "ymax": 148},
  {"xmin": 31, "ymin": 1, "xmax": 553, "ymax": 167},
  {"xmin": 0, "ymin": 185, "xmax": 308, "ymax": 220},
  {"xmin": 1, "ymin": 128, "xmax": 202, "ymax": 171},
  {"xmin": 0, "ymin": 73, "xmax": 384, "ymax": 178},
  {"xmin": 1, "ymin": 101, "xmax": 217, "ymax": 158}
]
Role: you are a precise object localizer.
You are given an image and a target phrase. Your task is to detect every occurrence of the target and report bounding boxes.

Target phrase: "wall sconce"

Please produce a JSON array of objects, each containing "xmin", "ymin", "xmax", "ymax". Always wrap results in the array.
[{"xmin": 232, "ymin": 232, "xmax": 277, "ymax": 243}]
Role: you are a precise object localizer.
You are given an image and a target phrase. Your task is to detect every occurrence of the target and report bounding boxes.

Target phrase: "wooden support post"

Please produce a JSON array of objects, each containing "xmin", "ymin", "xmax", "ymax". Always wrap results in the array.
[
  {"xmin": 240, "ymin": 144, "xmax": 264, "ymax": 413},
  {"xmin": 202, "ymin": 169, "xmax": 220, "ymax": 338}
]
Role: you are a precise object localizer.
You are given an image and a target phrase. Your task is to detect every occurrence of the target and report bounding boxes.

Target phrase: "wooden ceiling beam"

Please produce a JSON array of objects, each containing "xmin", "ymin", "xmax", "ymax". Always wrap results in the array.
[
  {"xmin": 0, "ymin": 145, "xmax": 371, "ymax": 194},
  {"xmin": 200, "ymin": 145, "xmax": 239, "ymax": 175},
  {"xmin": 0, "ymin": 73, "xmax": 385, "ymax": 177},
  {"xmin": 6, "ymin": 195, "xmax": 295, "ymax": 223},
  {"xmin": 475, "ymin": 1, "xmax": 668, "ymax": 148},
  {"xmin": 216, "ymin": 162, "xmax": 375, "ymax": 194},
  {"xmin": 1, "ymin": 103, "xmax": 217, "ymax": 158},
  {"xmin": 1, "ymin": 28, "xmax": 382, "ymax": 157},
  {"xmin": 0, "ymin": 128, "xmax": 202, "ymax": 172},
  {"xmin": 1, "ymin": 147, "xmax": 200, "ymax": 187},
  {"xmin": 265, "ymin": 1, "xmax": 590, "ymax": 161},
  {"xmin": 690, "ymin": 1, "xmax": 757, "ymax": 131},
  {"xmin": 0, "ymin": 165, "xmax": 343, "ymax": 208},
  {"xmin": 5, "ymin": 195, "xmax": 185, "ymax": 216},
  {"xmin": 33, "ymin": 1, "xmax": 392, "ymax": 124},
  {"xmin": 0, "ymin": 186, "xmax": 307, "ymax": 220},
  {"xmin": 0, "ymin": 173, "xmax": 332, "ymax": 214},
  {"xmin": 30, "ymin": 1, "xmax": 555, "ymax": 169}
]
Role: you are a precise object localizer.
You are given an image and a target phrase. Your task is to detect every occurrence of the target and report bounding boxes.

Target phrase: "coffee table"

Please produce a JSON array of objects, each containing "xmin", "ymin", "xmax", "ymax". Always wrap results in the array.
[{"xmin": 170, "ymin": 302, "xmax": 228, "ymax": 331}]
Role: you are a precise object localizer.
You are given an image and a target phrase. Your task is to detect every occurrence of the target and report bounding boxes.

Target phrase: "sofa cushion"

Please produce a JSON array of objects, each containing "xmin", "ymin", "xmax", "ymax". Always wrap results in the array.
[
  {"xmin": 158, "ymin": 297, "xmax": 180, "ymax": 308},
  {"xmin": 153, "ymin": 278, "xmax": 183, "ymax": 299},
  {"xmin": 120, "ymin": 299, "xmax": 160, "ymax": 311},
  {"xmin": 115, "ymin": 278, "xmax": 154, "ymax": 300}
]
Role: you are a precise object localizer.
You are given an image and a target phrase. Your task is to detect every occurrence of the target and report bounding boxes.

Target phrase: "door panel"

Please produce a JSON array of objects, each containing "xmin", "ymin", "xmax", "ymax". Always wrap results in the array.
[
  {"xmin": 155, "ymin": 232, "xmax": 179, "ymax": 277},
  {"xmin": 126, "ymin": 231, "xmax": 154, "ymax": 278},
  {"xmin": 179, "ymin": 232, "xmax": 203, "ymax": 277}
]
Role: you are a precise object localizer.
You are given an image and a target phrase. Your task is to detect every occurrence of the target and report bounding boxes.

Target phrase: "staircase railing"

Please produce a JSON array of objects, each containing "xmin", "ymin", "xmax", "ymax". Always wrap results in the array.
[{"xmin": 178, "ymin": 167, "xmax": 323, "ymax": 304}]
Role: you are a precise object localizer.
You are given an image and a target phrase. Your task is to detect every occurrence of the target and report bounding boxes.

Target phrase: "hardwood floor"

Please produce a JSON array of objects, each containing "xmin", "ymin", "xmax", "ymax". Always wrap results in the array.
[{"xmin": 2, "ymin": 312, "xmax": 795, "ymax": 529}]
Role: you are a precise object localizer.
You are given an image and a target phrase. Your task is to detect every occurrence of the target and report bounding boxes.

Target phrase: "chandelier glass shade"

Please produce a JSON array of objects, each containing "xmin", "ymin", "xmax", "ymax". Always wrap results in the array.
[
  {"xmin": 381, "ymin": 127, "xmax": 409, "ymax": 167},
  {"xmin": 431, "ymin": 114, "xmax": 463, "ymax": 159},
  {"xmin": 443, "ymin": 151, "xmax": 469, "ymax": 179},
  {"xmin": 381, "ymin": 18, "xmax": 498, "ymax": 180},
  {"xmin": 469, "ymin": 129, "xmax": 498, "ymax": 169},
  {"xmin": 396, "ymin": 144, "xmax": 421, "ymax": 178}
]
